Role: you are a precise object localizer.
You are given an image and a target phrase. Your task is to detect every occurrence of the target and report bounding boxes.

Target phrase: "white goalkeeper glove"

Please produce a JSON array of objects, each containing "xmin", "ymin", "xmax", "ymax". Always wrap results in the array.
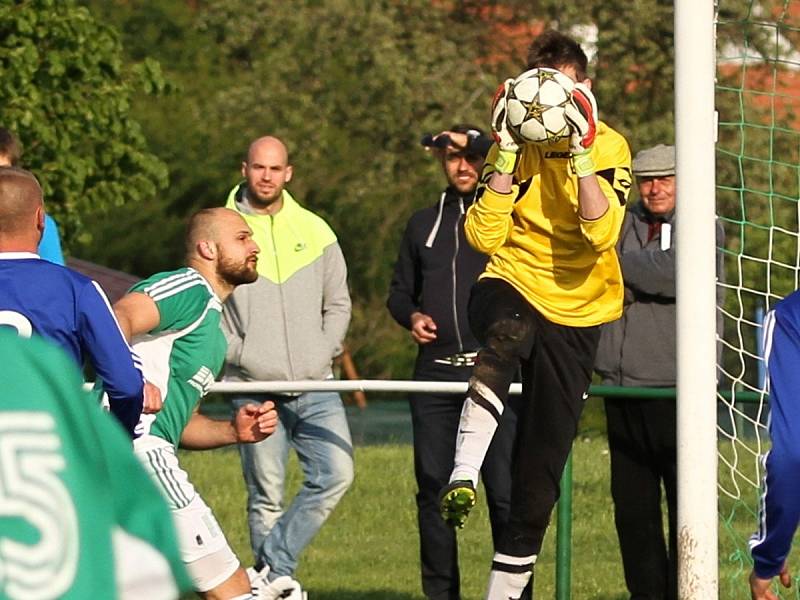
[
  {"xmin": 564, "ymin": 82, "xmax": 599, "ymax": 178},
  {"xmin": 490, "ymin": 79, "xmax": 520, "ymax": 174}
]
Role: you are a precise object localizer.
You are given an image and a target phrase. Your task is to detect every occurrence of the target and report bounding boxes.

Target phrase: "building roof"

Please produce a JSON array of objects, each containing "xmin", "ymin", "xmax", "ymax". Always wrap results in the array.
[{"xmin": 66, "ymin": 257, "xmax": 140, "ymax": 304}]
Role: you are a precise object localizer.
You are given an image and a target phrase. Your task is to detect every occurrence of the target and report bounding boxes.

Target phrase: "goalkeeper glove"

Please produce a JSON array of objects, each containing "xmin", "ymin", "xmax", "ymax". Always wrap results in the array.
[
  {"xmin": 490, "ymin": 79, "xmax": 520, "ymax": 174},
  {"xmin": 564, "ymin": 82, "xmax": 599, "ymax": 178}
]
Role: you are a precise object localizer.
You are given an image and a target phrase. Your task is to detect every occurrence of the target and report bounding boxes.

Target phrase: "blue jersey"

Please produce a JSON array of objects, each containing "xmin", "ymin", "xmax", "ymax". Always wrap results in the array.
[
  {"xmin": 0, "ymin": 252, "xmax": 143, "ymax": 435},
  {"xmin": 750, "ymin": 289, "xmax": 800, "ymax": 578}
]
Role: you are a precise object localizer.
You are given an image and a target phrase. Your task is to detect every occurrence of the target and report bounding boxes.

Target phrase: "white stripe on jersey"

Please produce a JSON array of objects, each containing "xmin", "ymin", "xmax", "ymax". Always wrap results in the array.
[
  {"xmin": 150, "ymin": 278, "xmax": 206, "ymax": 302},
  {"xmin": 145, "ymin": 271, "xmax": 203, "ymax": 298},
  {"xmin": 144, "ymin": 269, "xmax": 220, "ymax": 305}
]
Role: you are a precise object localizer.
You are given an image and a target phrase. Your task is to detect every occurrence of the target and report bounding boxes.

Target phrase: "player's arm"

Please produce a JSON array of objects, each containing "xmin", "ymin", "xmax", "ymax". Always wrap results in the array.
[
  {"xmin": 113, "ymin": 292, "xmax": 165, "ymax": 415},
  {"xmin": 463, "ymin": 80, "xmax": 517, "ymax": 255},
  {"xmin": 750, "ymin": 308, "xmax": 800, "ymax": 582},
  {"xmin": 564, "ymin": 84, "xmax": 631, "ymax": 252},
  {"xmin": 179, "ymin": 401, "xmax": 278, "ymax": 450},
  {"xmin": 77, "ymin": 282, "xmax": 145, "ymax": 436},
  {"xmin": 114, "ymin": 292, "xmax": 161, "ymax": 341},
  {"xmin": 565, "ymin": 83, "xmax": 608, "ymax": 222},
  {"xmin": 749, "ymin": 564, "xmax": 791, "ymax": 600}
]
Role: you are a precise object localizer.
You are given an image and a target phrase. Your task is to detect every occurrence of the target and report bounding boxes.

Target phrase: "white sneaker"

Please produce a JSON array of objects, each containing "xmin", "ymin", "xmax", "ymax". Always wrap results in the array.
[
  {"xmin": 246, "ymin": 565, "xmax": 263, "ymax": 585},
  {"xmin": 252, "ymin": 570, "xmax": 307, "ymax": 600}
]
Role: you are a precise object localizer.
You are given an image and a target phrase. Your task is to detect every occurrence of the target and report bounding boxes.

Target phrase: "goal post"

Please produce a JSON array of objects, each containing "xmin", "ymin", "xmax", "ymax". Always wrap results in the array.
[{"xmin": 675, "ymin": 0, "xmax": 719, "ymax": 597}]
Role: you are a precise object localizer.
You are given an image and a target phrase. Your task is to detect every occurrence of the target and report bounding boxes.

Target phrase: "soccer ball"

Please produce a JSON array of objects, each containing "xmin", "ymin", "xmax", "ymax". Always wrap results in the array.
[{"xmin": 505, "ymin": 68, "xmax": 575, "ymax": 145}]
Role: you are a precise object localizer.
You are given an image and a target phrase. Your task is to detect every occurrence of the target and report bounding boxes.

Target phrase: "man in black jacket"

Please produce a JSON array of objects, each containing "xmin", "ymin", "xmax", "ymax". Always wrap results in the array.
[{"xmin": 387, "ymin": 125, "xmax": 517, "ymax": 600}]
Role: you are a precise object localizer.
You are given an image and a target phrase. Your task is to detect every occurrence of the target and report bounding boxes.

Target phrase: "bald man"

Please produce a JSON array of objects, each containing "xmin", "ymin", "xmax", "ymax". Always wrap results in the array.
[
  {"xmin": 221, "ymin": 136, "xmax": 353, "ymax": 593},
  {"xmin": 113, "ymin": 208, "xmax": 289, "ymax": 600},
  {"xmin": 0, "ymin": 167, "xmax": 144, "ymax": 435}
]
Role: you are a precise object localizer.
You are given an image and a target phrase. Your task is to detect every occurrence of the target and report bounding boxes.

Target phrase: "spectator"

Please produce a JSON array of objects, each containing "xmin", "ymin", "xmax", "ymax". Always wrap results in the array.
[
  {"xmin": 0, "ymin": 329, "xmax": 190, "ymax": 600},
  {"xmin": 0, "ymin": 167, "xmax": 145, "ymax": 435},
  {"xmin": 438, "ymin": 30, "xmax": 633, "ymax": 599},
  {"xmin": 748, "ymin": 293, "xmax": 800, "ymax": 600},
  {"xmin": 221, "ymin": 136, "xmax": 354, "ymax": 592},
  {"xmin": 0, "ymin": 127, "xmax": 64, "ymax": 264},
  {"xmin": 387, "ymin": 125, "xmax": 517, "ymax": 600},
  {"xmin": 113, "ymin": 207, "xmax": 284, "ymax": 599},
  {"xmin": 595, "ymin": 144, "xmax": 725, "ymax": 600}
]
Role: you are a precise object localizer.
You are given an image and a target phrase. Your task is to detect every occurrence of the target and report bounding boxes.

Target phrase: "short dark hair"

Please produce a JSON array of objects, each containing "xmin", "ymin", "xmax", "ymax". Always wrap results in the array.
[
  {"xmin": 0, "ymin": 167, "xmax": 43, "ymax": 236},
  {"xmin": 526, "ymin": 30, "xmax": 589, "ymax": 81},
  {"xmin": 0, "ymin": 128, "xmax": 22, "ymax": 166}
]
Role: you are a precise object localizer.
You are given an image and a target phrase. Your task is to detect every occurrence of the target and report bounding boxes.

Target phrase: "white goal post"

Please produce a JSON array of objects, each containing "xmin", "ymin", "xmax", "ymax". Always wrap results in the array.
[{"xmin": 675, "ymin": 0, "xmax": 718, "ymax": 597}]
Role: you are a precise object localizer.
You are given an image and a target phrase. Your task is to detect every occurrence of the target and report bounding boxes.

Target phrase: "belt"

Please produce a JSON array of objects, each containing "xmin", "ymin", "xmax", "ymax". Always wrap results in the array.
[{"xmin": 434, "ymin": 351, "xmax": 478, "ymax": 367}]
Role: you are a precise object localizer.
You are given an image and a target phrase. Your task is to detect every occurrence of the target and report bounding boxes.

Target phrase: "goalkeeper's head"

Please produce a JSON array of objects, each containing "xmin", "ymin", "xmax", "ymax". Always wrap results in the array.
[{"xmin": 526, "ymin": 30, "xmax": 589, "ymax": 83}]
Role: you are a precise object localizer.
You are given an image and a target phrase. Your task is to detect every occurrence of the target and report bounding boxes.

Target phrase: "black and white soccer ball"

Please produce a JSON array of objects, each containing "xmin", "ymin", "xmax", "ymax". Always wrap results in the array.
[{"xmin": 505, "ymin": 67, "xmax": 575, "ymax": 145}]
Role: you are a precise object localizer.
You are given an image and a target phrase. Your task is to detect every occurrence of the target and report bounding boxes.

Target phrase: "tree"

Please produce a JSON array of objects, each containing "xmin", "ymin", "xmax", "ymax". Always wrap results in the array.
[
  {"xmin": 184, "ymin": 0, "xmax": 510, "ymax": 377},
  {"xmin": 0, "ymin": 0, "xmax": 168, "ymax": 249}
]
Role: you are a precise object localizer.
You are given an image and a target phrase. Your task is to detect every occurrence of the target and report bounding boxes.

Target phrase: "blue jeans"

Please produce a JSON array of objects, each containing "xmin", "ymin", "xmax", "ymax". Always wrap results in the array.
[{"xmin": 233, "ymin": 392, "xmax": 354, "ymax": 578}]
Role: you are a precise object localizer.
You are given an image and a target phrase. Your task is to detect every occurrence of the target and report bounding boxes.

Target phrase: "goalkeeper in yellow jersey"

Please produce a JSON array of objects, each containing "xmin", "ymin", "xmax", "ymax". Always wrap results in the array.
[{"xmin": 439, "ymin": 30, "xmax": 632, "ymax": 599}]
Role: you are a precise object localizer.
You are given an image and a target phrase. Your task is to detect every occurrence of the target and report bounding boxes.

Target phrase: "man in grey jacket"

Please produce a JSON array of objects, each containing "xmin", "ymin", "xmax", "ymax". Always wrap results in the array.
[
  {"xmin": 595, "ymin": 144, "xmax": 724, "ymax": 600},
  {"xmin": 221, "ymin": 136, "xmax": 353, "ymax": 596}
]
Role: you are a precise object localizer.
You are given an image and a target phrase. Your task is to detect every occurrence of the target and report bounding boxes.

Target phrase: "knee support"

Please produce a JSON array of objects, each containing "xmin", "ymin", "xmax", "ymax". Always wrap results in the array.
[
  {"xmin": 473, "ymin": 314, "xmax": 532, "ymax": 398},
  {"xmin": 173, "ymin": 496, "xmax": 240, "ymax": 592}
]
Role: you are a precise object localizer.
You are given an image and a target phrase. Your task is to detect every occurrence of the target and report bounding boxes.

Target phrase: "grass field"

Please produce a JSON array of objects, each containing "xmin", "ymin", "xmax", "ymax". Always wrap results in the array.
[{"xmin": 180, "ymin": 399, "xmax": 761, "ymax": 599}]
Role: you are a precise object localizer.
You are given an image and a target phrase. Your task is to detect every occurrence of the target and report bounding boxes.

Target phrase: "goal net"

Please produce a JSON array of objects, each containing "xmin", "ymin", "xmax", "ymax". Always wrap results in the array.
[{"xmin": 715, "ymin": 2, "xmax": 800, "ymax": 597}]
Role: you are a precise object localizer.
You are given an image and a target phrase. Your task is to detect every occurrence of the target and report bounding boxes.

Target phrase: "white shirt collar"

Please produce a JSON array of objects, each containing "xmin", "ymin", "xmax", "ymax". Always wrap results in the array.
[{"xmin": 0, "ymin": 252, "xmax": 40, "ymax": 260}]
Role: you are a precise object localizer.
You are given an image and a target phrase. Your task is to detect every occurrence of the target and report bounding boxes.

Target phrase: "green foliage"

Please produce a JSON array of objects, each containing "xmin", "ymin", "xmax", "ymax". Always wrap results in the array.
[
  {"xmin": 71, "ymin": 0, "xmax": 798, "ymax": 383},
  {"xmin": 82, "ymin": 0, "xmax": 515, "ymax": 376},
  {"xmin": 199, "ymin": 0, "xmax": 511, "ymax": 376},
  {"xmin": 0, "ymin": 0, "xmax": 168, "ymax": 249}
]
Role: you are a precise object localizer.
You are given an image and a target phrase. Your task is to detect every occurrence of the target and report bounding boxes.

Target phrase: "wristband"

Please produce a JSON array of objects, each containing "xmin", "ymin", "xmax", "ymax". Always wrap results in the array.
[
  {"xmin": 571, "ymin": 151, "xmax": 595, "ymax": 178},
  {"xmin": 494, "ymin": 149, "xmax": 518, "ymax": 174}
]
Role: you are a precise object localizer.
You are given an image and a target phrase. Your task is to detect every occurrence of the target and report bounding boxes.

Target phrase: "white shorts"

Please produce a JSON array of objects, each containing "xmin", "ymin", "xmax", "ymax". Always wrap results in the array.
[{"xmin": 134, "ymin": 435, "xmax": 239, "ymax": 591}]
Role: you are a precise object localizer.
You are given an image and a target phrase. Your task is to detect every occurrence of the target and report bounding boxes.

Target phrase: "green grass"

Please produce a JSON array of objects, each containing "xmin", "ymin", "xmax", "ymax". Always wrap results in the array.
[{"xmin": 178, "ymin": 399, "xmax": 763, "ymax": 599}]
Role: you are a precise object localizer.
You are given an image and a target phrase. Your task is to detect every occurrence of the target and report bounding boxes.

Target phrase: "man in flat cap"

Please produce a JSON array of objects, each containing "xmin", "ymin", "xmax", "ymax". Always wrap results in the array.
[{"xmin": 595, "ymin": 144, "xmax": 724, "ymax": 600}]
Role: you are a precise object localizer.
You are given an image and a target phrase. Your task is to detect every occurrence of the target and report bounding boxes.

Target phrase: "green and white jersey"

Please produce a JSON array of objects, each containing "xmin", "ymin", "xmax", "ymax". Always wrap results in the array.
[
  {"xmin": 131, "ymin": 268, "xmax": 226, "ymax": 446},
  {"xmin": 0, "ymin": 330, "xmax": 190, "ymax": 600}
]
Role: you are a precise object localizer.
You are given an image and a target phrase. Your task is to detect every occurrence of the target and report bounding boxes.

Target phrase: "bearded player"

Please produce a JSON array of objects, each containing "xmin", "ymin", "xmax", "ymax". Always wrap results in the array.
[{"xmin": 113, "ymin": 208, "xmax": 285, "ymax": 600}]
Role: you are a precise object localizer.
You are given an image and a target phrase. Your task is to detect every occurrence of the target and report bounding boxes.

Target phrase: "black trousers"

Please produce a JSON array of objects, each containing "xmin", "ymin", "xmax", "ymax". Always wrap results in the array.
[
  {"xmin": 410, "ymin": 360, "xmax": 517, "ymax": 600},
  {"xmin": 605, "ymin": 396, "xmax": 677, "ymax": 600},
  {"xmin": 468, "ymin": 278, "xmax": 600, "ymax": 559}
]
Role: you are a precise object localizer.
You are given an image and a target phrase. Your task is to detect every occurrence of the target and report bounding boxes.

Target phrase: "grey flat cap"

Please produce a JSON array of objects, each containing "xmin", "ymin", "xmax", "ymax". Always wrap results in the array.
[{"xmin": 632, "ymin": 144, "xmax": 675, "ymax": 177}]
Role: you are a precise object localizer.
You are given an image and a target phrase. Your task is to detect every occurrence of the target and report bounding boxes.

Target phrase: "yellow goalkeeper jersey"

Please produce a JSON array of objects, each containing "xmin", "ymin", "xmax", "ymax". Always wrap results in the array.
[{"xmin": 466, "ymin": 121, "xmax": 632, "ymax": 327}]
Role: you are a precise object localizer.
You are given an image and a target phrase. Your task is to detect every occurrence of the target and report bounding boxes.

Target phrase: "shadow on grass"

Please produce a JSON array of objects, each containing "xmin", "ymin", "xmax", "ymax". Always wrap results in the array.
[{"xmin": 307, "ymin": 591, "xmax": 419, "ymax": 600}]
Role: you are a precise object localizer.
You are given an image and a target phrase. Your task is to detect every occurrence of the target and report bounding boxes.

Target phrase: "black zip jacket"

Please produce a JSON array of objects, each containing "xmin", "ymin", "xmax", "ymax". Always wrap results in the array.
[{"xmin": 387, "ymin": 187, "xmax": 488, "ymax": 366}]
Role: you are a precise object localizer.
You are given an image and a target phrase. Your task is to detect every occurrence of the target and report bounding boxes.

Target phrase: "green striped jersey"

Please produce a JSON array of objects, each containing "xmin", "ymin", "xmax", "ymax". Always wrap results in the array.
[
  {"xmin": 131, "ymin": 268, "xmax": 226, "ymax": 446},
  {"xmin": 0, "ymin": 330, "xmax": 190, "ymax": 599}
]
